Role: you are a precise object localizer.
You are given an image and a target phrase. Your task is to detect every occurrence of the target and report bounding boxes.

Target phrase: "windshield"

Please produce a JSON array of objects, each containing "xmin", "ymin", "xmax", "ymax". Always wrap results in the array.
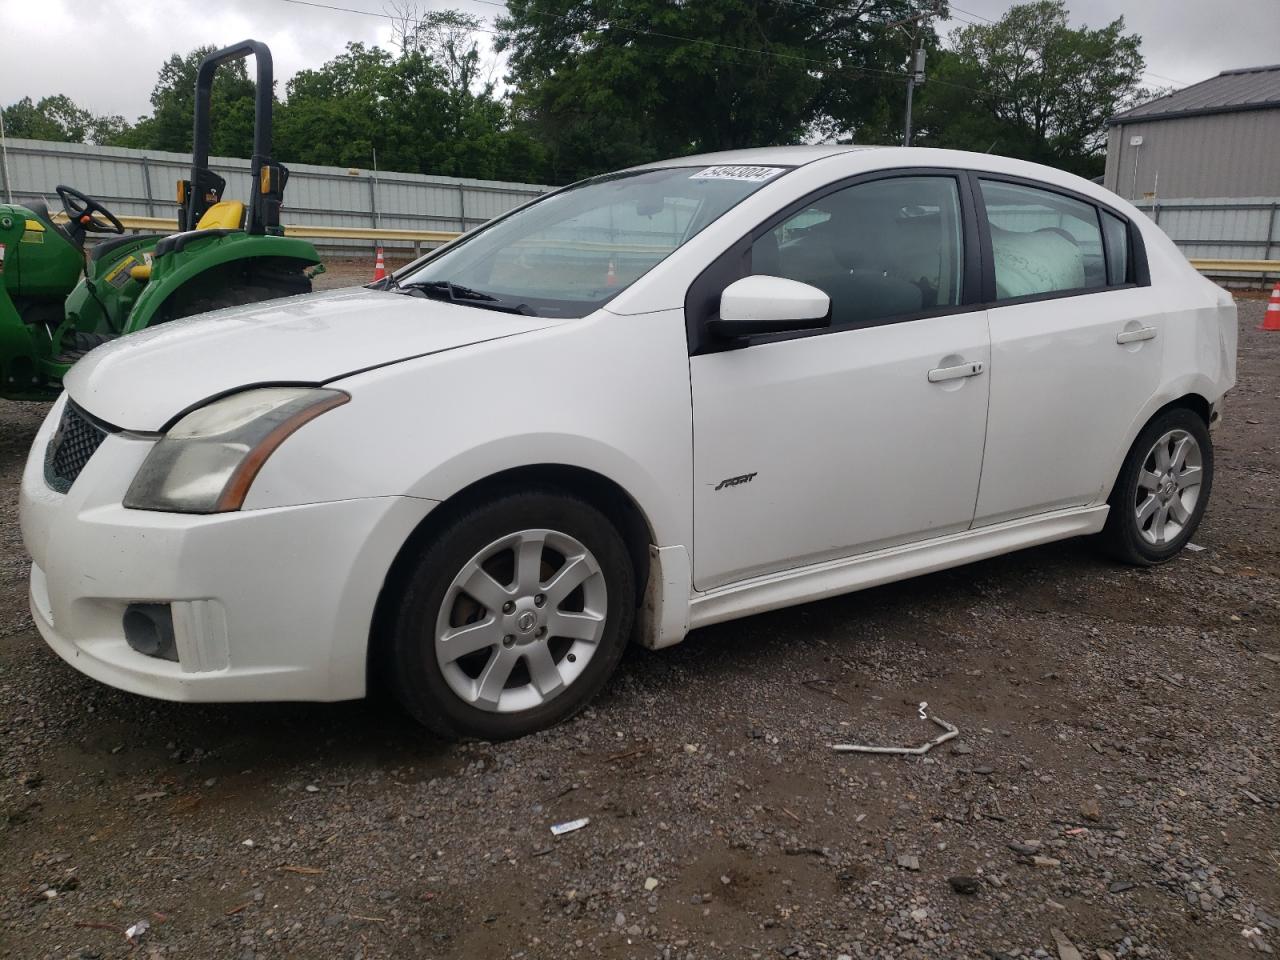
[{"xmin": 396, "ymin": 164, "xmax": 791, "ymax": 317}]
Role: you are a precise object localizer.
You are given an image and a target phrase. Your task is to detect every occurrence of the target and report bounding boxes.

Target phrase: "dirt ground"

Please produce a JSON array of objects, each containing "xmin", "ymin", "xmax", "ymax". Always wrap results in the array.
[
  {"xmin": 0, "ymin": 297, "xmax": 1276, "ymax": 960},
  {"xmin": 314, "ymin": 256, "xmax": 414, "ymax": 290}
]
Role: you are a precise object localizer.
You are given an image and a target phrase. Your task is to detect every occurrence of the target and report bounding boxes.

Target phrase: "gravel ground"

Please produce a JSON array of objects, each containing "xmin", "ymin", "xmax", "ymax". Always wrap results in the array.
[{"xmin": 0, "ymin": 297, "xmax": 1276, "ymax": 960}]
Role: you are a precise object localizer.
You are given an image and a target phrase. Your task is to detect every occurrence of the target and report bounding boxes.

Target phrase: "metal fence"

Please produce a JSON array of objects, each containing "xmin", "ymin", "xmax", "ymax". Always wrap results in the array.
[
  {"xmin": 1134, "ymin": 197, "xmax": 1280, "ymax": 280},
  {"xmin": 3, "ymin": 138, "xmax": 1276, "ymax": 278},
  {"xmin": 0, "ymin": 137, "xmax": 552, "ymax": 254}
]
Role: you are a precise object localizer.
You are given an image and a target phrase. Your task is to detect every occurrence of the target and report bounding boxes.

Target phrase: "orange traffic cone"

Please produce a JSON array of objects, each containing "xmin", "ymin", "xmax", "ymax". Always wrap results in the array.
[
  {"xmin": 1262, "ymin": 280, "xmax": 1280, "ymax": 331},
  {"xmin": 605, "ymin": 259, "xmax": 617, "ymax": 288},
  {"xmin": 373, "ymin": 247, "xmax": 387, "ymax": 282}
]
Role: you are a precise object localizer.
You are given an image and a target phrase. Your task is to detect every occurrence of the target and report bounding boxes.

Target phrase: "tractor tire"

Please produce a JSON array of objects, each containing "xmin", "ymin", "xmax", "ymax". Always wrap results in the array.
[{"xmin": 175, "ymin": 280, "xmax": 310, "ymax": 320}]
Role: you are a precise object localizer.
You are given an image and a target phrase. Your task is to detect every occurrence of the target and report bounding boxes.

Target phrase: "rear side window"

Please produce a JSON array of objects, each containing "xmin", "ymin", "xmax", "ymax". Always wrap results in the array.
[
  {"xmin": 750, "ymin": 176, "xmax": 964, "ymax": 329},
  {"xmin": 1101, "ymin": 210, "xmax": 1131, "ymax": 285},
  {"xmin": 979, "ymin": 180, "xmax": 1106, "ymax": 300}
]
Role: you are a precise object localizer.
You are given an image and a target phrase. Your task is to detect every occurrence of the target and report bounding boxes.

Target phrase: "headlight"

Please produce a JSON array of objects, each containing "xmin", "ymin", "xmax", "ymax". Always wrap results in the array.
[{"xmin": 123, "ymin": 387, "xmax": 349, "ymax": 513}]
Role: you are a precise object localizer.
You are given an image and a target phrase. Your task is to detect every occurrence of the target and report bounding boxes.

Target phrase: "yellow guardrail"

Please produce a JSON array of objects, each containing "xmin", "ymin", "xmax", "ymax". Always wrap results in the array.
[
  {"xmin": 1188, "ymin": 258, "xmax": 1280, "ymax": 273},
  {"xmin": 74, "ymin": 214, "xmax": 181, "ymax": 233},
  {"xmin": 294, "ymin": 224, "xmax": 460, "ymax": 244},
  {"xmin": 55, "ymin": 214, "xmax": 1280, "ymax": 273},
  {"xmin": 56, "ymin": 212, "xmax": 463, "ymax": 249},
  {"xmin": 65, "ymin": 214, "xmax": 675, "ymax": 256}
]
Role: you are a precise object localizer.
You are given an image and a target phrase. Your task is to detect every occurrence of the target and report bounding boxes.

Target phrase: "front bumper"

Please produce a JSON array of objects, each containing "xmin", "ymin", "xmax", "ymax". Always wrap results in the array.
[{"xmin": 20, "ymin": 398, "xmax": 436, "ymax": 703}]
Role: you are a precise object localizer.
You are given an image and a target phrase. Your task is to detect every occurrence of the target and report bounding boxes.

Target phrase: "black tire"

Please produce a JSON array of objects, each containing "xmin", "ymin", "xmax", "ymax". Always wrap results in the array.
[
  {"xmin": 386, "ymin": 489, "xmax": 635, "ymax": 741},
  {"xmin": 1099, "ymin": 406, "xmax": 1213, "ymax": 566}
]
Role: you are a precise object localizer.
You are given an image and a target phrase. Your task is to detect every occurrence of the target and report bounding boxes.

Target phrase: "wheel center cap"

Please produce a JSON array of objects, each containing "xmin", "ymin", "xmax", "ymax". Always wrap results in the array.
[{"xmin": 516, "ymin": 610, "xmax": 538, "ymax": 634}]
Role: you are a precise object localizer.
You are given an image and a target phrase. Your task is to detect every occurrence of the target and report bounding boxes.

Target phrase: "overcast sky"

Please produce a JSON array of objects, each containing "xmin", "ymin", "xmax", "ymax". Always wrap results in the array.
[{"xmin": 0, "ymin": 0, "xmax": 1275, "ymax": 121}]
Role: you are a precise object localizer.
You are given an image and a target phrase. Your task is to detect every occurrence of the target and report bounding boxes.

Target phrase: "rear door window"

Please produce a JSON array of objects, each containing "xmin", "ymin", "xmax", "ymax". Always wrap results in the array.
[{"xmin": 979, "ymin": 180, "xmax": 1106, "ymax": 299}]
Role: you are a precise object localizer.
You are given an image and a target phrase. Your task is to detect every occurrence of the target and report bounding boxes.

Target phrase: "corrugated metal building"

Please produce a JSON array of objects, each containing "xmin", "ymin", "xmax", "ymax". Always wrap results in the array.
[
  {"xmin": 1103, "ymin": 64, "xmax": 1280, "ymax": 274},
  {"xmin": 1104, "ymin": 64, "xmax": 1280, "ymax": 202}
]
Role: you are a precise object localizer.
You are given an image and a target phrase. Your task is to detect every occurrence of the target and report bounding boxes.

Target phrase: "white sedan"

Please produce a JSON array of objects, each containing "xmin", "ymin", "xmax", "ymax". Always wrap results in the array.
[{"xmin": 20, "ymin": 146, "xmax": 1236, "ymax": 740}]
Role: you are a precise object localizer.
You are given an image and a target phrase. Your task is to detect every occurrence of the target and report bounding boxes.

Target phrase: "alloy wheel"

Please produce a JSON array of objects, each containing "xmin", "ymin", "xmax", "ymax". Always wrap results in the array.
[
  {"xmin": 434, "ymin": 529, "xmax": 608, "ymax": 713},
  {"xmin": 1134, "ymin": 428, "xmax": 1203, "ymax": 546}
]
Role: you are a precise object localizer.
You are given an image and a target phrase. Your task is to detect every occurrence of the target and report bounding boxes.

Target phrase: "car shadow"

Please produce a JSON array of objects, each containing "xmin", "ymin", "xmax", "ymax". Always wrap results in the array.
[
  {"xmin": 29, "ymin": 534, "xmax": 1116, "ymax": 778},
  {"xmin": 626, "ymin": 535, "xmax": 1110, "ymax": 678}
]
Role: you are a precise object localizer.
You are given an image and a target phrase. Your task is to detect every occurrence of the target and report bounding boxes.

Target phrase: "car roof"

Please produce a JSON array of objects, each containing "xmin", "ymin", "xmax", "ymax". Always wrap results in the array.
[
  {"xmin": 628, "ymin": 145, "xmax": 1130, "ymax": 215},
  {"xmin": 630, "ymin": 144, "xmax": 1084, "ymax": 185},
  {"xmin": 629, "ymin": 145, "xmax": 878, "ymax": 170}
]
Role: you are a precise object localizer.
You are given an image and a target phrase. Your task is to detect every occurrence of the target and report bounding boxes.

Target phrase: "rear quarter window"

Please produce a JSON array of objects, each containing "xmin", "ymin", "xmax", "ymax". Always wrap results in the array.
[{"xmin": 1101, "ymin": 210, "xmax": 1132, "ymax": 285}]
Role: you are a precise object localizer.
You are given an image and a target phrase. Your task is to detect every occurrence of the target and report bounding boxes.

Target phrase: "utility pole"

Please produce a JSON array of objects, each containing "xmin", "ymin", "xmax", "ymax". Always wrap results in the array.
[
  {"xmin": 0, "ymin": 107, "xmax": 11, "ymax": 204},
  {"xmin": 898, "ymin": 1, "xmax": 940, "ymax": 147},
  {"xmin": 904, "ymin": 46, "xmax": 926, "ymax": 146},
  {"xmin": 371, "ymin": 146, "xmax": 382, "ymax": 257}
]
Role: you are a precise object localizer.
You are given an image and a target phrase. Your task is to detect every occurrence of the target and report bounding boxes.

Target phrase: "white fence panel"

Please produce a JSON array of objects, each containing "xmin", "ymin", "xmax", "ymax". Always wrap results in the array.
[
  {"xmin": 1135, "ymin": 197, "xmax": 1280, "ymax": 277},
  {"xmin": 0, "ymin": 137, "xmax": 552, "ymax": 254}
]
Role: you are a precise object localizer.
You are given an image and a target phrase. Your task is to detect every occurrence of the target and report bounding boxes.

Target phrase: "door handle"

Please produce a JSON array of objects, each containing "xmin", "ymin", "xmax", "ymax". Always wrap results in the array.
[
  {"xmin": 1117, "ymin": 326, "xmax": 1157, "ymax": 344},
  {"xmin": 928, "ymin": 360, "xmax": 985, "ymax": 383}
]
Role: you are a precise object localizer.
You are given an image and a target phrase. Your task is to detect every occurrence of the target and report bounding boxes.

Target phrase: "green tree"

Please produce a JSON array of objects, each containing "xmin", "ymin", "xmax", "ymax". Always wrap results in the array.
[
  {"xmin": 275, "ymin": 43, "xmax": 396, "ymax": 169},
  {"xmin": 88, "ymin": 113, "xmax": 133, "ymax": 145},
  {"xmin": 275, "ymin": 32, "xmax": 547, "ymax": 183},
  {"xmin": 495, "ymin": 0, "xmax": 936, "ymax": 184},
  {"xmin": 113, "ymin": 47, "xmax": 258, "ymax": 156},
  {"xmin": 398, "ymin": 9, "xmax": 547, "ymax": 181},
  {"xmin": 2, "ymin": 94, "xmax": 130, "ymax": 145},
  {"xmin": 913, "ymin": 0, "xmax": 1145, "ymax": 177}
]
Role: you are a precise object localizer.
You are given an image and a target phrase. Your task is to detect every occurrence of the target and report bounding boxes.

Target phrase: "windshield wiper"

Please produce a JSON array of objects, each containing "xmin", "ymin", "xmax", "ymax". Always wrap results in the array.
[
  {"xmin": 368, "ymin": 272, "xmax": 401, "ymax": 291},
  {"xmin": 399, "ymin": 279, "xmax": 537, "ymax": 316},
  {"xmin": 409, "ymin": 279, "xmax": 495, "ymax": 301}
]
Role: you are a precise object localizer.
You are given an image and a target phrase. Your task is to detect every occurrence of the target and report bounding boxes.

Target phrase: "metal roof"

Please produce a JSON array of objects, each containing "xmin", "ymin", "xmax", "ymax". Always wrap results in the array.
[{"xmin": 1109, "ymin": 63, "xmax": 1280, "ymax": 125}]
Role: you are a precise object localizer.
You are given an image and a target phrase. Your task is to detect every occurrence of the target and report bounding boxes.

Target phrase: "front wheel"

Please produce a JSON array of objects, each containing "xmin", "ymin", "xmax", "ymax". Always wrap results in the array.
[
  {"xmin": 1099, "ymin": 407, "xmax": 1213, "ymax": 565},
  {"xmin": 387, "ymin": 490, "xmax": 635, "ymax": 740}
]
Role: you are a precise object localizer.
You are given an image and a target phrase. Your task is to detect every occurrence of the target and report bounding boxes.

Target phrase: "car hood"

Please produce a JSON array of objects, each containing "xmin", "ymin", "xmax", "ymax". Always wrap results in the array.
[{"xmin": 65, "ymin": 287, "xmax": 556, "ymax": 431}]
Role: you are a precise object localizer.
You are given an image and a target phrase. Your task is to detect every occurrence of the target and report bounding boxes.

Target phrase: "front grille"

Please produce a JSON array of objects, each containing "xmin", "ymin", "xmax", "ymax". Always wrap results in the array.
[{"xmin": 44, "ymin": 402, "xmax": 111, "ymax": 493}]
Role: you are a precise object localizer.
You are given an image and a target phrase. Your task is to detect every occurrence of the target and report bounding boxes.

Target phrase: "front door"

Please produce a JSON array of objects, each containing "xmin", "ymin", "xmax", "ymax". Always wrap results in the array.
[{"xmin": 689, "ymin": 174, "xmax": 991, "ymax": 591}]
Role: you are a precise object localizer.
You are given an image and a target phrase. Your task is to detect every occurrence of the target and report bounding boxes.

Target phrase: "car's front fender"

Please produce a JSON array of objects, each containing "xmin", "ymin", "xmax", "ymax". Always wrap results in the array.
[{"xmin": 241, "ymin": 308, "xmax": 696, "ymax": 552}]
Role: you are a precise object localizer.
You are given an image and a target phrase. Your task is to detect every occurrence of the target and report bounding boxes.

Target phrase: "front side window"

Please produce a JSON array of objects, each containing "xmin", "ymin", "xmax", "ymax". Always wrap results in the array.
[
  {"xmin": 750, "ymin": 176, "xmax": 964, "ymax": 329},
  {"xmin": 979, "ymin": 180, "xmax": 1106, "ymax": 299},
  {"xmin": 397, "ymin": 165, "xmax": 790, "ymax": 318}
]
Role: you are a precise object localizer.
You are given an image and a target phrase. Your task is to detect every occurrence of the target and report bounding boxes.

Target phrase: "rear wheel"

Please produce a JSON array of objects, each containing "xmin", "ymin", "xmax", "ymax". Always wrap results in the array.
[
  {"xmin": 1099, "ymin": 406, "xmax": 1213, "ymax": 565},
  {"xmin": 387, "ymin": 490, "xmax": 635, "ymax": 740}
]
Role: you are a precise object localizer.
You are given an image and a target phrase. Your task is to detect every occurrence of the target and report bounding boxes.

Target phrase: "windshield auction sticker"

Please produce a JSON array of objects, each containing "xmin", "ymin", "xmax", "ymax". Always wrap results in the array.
[{"xmin": 690, "ymin": 165, "xmax": 785, "ymax": 183}]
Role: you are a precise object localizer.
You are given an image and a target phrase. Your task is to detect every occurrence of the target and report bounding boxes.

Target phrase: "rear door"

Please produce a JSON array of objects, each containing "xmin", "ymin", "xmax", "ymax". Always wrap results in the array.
[
  {"xmin": 971, "ymin": 176, "xmax": 1162, "ymax": 526},
  {"xmin": 688, "ymin": 172, "xmax": 991, "ymax": 590}
]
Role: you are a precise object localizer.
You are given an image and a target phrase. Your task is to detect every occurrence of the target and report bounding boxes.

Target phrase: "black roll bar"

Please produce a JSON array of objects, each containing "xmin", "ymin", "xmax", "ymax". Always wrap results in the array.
[{"xmin": 184, "ymin": 40, "xmax": 277, "ymax": 235}]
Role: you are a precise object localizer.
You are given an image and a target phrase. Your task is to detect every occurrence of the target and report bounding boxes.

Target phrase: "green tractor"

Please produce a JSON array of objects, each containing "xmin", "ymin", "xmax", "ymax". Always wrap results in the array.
[{"xmin": 0, "ymin": 40, "xmax": 322, "ymax": 401}]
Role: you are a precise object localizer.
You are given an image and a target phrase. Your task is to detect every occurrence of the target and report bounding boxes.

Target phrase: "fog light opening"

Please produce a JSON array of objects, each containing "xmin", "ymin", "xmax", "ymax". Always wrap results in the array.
[{"xmin": 123, "ymin": 604, "xmax": 179, "ymax": 662}]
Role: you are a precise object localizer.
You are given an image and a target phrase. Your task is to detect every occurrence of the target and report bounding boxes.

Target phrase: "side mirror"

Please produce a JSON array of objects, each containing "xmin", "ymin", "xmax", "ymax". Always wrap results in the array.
[{"xmin": 708, "ymin": 275, "xmax": 831, "ymax": 339}]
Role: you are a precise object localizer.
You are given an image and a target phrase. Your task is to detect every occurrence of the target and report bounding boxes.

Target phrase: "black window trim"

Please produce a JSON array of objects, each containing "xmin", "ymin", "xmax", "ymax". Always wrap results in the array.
[
  {"xmin": 1099, "ymin": 207, "xmax": 1133, "ymax": 287},
  {"xmin": 684, "ymin": 166, "xmax": 1151, "ymax": 356},
  {"xmin": 968, "ymin": 171, "xmax": 1150, "ymax": 309},
  {"xmin": 685, "ymin": 166, "xmax": 984, "ymax": 356}
]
